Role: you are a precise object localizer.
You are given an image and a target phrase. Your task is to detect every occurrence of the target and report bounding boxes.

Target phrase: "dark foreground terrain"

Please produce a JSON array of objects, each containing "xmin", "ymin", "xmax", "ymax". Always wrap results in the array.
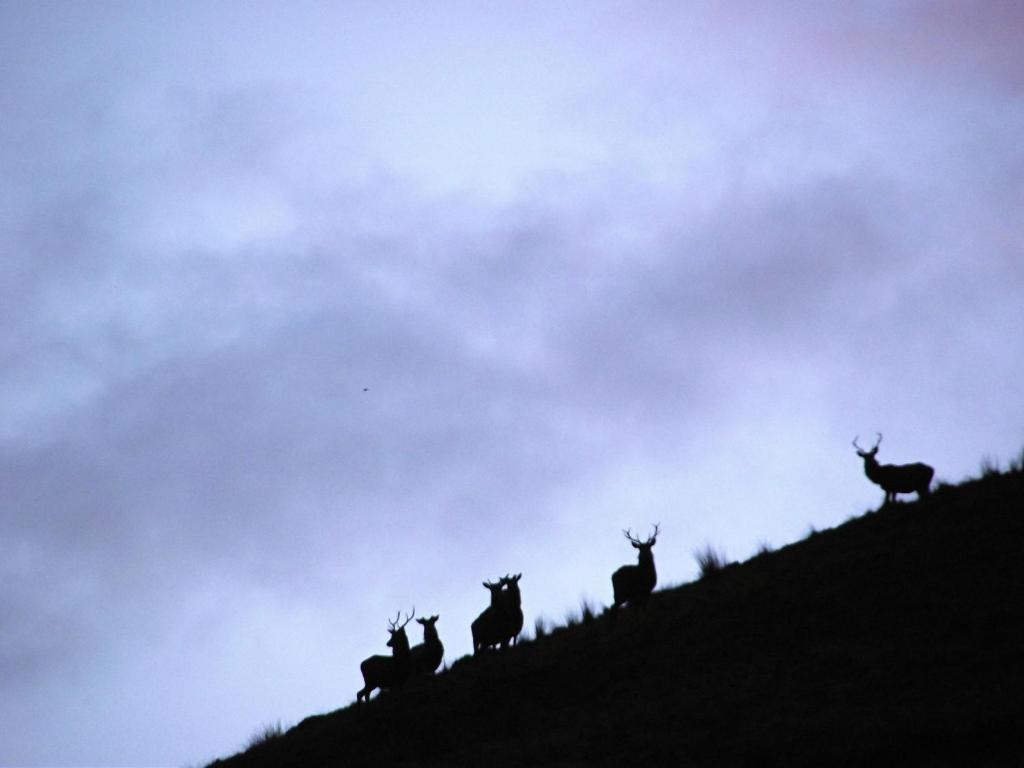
[{"xmin": 211, "ymin": 468, "xmax": 1024, "ymax": 767}]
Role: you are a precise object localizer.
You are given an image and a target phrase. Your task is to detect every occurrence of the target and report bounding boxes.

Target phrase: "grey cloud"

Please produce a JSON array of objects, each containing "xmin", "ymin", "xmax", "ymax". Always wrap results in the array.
[{"xmin": 3, "ymin": 3, "xmax": 1024, "ymax": 764}]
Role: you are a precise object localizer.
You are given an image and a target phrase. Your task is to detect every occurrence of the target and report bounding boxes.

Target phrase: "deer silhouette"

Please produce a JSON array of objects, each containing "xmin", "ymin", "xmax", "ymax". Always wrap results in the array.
[
  {"xmin": 498, "ymin": 573, "xmax": 523, "ymax": 648},
  {"xmin": 356, "ymin": 609, "xmax": 414, "ymax": 703},
  {"xmin": 611, "ymin": 524, "xmax": 659, "ymax": 609},
  {"xmin": 853, "ymin": 433, "xmax": 934, "ymax": 504},
  {"xmin": 471, "ymin": 578, "xmax": 513, "ymax": 655},
  {"xmin": 410, "ymin": 614, "xmax": 444, "ymax": 677}
]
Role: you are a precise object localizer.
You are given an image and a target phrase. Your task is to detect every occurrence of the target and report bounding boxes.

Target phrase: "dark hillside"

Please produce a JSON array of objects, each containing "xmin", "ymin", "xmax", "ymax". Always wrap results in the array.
[{"xmin": 211, "ymin": 469, "xmax": 1024, "ymax": 767}]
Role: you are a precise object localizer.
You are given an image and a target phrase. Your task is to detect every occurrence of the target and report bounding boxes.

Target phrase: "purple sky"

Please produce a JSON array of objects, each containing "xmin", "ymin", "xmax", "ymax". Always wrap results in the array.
[{"xmin": 2, "ymin": 2, "xmax": 1023, "ymax": 765}]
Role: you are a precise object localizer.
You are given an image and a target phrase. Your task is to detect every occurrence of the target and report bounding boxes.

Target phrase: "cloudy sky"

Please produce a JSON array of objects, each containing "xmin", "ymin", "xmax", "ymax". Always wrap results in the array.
[{"xmin": 2, "ymin": 1, "xmax": 1022, "ymax": 765}]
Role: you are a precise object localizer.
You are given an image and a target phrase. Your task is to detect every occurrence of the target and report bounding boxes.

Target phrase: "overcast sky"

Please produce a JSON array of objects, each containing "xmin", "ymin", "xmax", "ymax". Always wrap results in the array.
[{"xmin": 2, "ymin": 2, "xmax": 1022, "ymax": 765}]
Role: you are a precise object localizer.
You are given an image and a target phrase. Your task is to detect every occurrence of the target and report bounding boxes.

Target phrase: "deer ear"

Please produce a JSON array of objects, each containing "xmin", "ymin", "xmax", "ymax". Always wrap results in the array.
[{"xmin": 632, "ymin": 541, "xmax": 641, "ymax": 549}]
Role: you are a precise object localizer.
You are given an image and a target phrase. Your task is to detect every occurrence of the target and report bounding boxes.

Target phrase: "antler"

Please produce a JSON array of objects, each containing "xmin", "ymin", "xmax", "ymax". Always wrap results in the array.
[
  {"xmin": 624, "ymin": 525, "xmax": 660, "ymax": 545},
  {"xmin": 853, "ymin": 434, "xmax": 883, "ymax": 452},
  {"xmin": 386, "ymin": 607, "xmax": 416, "ymax": 632},
  {"xmin": 398, "ymin": 607, "xmax": 415, "ymax": 630},
  {"xmin": 623, "ymin": 528, "xmax": 644, "ymax": 545},
  {"xmin": 647, "ymin": 522, "xmax": 661, "ymax": 545}
]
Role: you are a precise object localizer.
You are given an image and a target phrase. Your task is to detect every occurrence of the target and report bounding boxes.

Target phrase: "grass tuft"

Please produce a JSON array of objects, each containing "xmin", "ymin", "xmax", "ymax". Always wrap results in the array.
[
  {"xmin": 1008, "ymin": 446, "xmax": 1024, "ymax": 474},
  {"xmin": 533, "ymin": 616, "xmax": 549, "ymax": 640},
  {"xmin": 694, "ymin": 544, "xmax": 728, "ymax": 579},
  {"xmin": 980, "ymin": 454, "xmax": 1001, "ymax": 478},
  {"xmin": 246, "ymin": 720, "xmax": 285, "ymax": 750},
  {"xmin": 579, "ymin": 597, "xmax": 597, "ymax": 625}
]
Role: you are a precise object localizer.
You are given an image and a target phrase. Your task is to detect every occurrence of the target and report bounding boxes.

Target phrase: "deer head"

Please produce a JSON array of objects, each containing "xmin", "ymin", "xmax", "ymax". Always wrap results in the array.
[
  {"xmin": 416, "ymin": 614, "xmax": 440, "ymax": 638},
  {"xmin": 482, "ymin": 579, "xmax": 505, "ymax": 607},
  {"xmin": 500, "ymin": 573, "xmax": 523, "ymax": 607},
  {"xmin": 386, "ymin": 608, "xmax": 415, "ymax": 652},
  {"xmin": 624, "ymin": 523, "xmax": 660, "ymax": 554},
  {"xmin": 852, "ymin": 433, "xmax": 882, "ymax": 460}
]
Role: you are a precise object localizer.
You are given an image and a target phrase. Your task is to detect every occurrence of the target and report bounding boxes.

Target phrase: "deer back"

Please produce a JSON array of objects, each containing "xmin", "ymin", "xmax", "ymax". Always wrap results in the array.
[
  {"xmin": 878, "ymin": 461, "xmax": 935, "ymax": 492},
  {"xmin": 471, "ymin": 604, "xmax": 506, "ymax": 648}
]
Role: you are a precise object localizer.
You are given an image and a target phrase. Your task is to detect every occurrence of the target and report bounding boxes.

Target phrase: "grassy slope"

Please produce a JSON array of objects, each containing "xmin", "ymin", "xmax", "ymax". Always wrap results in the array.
[{"xmin": 211, "ymin": 469, "xmax": 1024, "ymax": 767}]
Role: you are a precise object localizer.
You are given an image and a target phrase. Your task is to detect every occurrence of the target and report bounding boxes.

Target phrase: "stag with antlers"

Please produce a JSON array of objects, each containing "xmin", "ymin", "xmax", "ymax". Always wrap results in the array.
[
  {"xmin": 853, "ymin": 433, "xmax": 934, "ymax": 505},
  {"xmin": 611, "ymin": 524, "xmax": 659, "ymax": 609},
  {"xmin": 356, "ymin": 609, "xmax": 415, "ymax": 703}
]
